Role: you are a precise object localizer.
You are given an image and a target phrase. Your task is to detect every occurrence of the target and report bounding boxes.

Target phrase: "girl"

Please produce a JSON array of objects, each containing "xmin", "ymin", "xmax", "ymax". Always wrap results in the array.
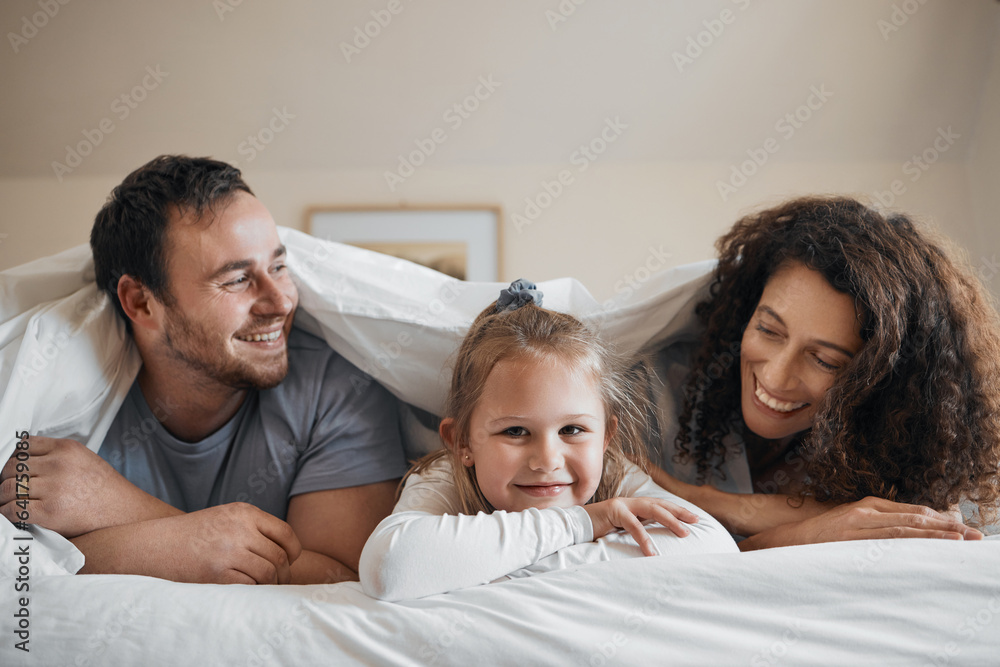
[{"xmin": 359, "ymin": 280, "xmax": 737, "ymax": 601}]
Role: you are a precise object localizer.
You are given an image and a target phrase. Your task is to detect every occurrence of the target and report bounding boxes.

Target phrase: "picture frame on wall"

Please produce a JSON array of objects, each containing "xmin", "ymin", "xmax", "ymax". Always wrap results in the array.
[{"xmin": 307, "ymin": 205, "xmax": 503, "ymax": 282}]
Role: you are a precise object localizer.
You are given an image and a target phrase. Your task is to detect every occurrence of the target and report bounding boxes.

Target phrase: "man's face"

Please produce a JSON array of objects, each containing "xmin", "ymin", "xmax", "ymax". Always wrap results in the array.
[{"xmin": 156, "ymin": 191, "xmax": 298, "ymax": 390}]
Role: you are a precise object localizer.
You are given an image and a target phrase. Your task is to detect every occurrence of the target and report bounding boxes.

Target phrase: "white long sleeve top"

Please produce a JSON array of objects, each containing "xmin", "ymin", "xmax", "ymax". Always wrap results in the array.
[{"xmin": 359, "ymin": 458, "xmax": 738, "ymax": 601}]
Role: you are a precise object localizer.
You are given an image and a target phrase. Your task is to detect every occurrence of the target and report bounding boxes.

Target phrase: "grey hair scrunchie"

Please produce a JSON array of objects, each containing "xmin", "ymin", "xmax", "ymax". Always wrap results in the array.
[{"xmin": 496, "ymin": 278, "xmax": 543, "ymax": 312}]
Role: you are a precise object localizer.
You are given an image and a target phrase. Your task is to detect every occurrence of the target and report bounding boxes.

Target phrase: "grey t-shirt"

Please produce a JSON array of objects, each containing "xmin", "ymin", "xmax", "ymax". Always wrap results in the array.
[{"xmin": 99, "ymin": 328, "xmax": 408, "ymax": 519}]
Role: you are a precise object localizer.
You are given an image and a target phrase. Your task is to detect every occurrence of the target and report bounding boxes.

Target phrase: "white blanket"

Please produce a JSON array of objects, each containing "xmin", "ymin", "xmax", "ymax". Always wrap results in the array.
[
  {"xmin": 2, "ymin": 231, "xmax": 998, "ymax": 665},
  {"xmin": 4, "ymin": 538, "xmax": 999, "ymax": 665}
]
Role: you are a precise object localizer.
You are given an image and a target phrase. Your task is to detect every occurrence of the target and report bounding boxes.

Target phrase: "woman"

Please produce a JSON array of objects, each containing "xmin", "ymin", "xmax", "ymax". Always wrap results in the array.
[{"xmin": 649, "ymin": 196, "xmax": 1000, "ymax": 549}]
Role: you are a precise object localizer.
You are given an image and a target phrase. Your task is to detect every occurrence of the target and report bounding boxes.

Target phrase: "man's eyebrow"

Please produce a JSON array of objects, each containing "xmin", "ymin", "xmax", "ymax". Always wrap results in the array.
[
  {"xmin": 757, "ymin": 305, "xmax": 857, "ymax": 358},
  {"xmin": 208, "ymin": 245, "xmax": 286, "ymax": 281}
]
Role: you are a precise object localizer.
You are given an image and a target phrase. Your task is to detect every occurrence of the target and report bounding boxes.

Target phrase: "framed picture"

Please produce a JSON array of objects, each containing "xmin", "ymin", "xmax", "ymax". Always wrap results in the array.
[{"xmin": 306, "ymin": 205, "xmax": 502, "ymax": 281}]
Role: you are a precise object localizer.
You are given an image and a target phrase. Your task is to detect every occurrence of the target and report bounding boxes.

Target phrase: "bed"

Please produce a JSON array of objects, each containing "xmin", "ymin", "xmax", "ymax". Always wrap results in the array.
[{"xmin": 2, "ymin": 230, "xmax": 999, "ymax": 666}]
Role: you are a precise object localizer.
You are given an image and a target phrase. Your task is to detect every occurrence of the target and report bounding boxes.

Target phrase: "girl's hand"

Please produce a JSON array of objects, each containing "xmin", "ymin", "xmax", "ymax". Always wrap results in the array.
[{"xmin": 583, "ymin": 497, "xmax": 699, "ymax": 557}]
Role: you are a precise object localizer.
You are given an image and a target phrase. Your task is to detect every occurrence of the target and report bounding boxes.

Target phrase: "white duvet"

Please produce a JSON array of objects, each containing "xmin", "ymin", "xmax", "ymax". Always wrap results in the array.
[{"xmin": 2, "ymin": 230, "xmax": 998, "ymax": 665}]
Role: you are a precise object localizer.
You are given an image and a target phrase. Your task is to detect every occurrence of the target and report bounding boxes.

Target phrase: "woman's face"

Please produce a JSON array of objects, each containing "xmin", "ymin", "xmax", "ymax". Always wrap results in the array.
[{"xmin": 740, "ymin": 261, "xmax": 864, "ymax": 443}]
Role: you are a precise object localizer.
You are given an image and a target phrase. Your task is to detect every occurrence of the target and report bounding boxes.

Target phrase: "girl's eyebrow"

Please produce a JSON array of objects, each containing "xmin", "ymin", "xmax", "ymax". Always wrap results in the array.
[
  {"xmin": 486, "ymin": 413, "xmax": 599, "ymax": 427},
  {"xmin": 757, "ymin": 305, "xmax": 857, "ymax": 358}
]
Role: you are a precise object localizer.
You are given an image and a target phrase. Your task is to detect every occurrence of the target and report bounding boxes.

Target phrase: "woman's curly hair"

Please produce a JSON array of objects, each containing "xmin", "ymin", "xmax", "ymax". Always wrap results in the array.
[{"xmin": 675, "ymin": 196, "xmax": 1000, "ymax": 521}]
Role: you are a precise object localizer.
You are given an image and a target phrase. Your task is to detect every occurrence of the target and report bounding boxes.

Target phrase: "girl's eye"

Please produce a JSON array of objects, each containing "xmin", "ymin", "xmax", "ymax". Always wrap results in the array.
[
  {"xmin": 560, "ymin": 425, "xmax": 584, "ymax": 436},
  {"xmin": 502, "ymin": 426, "xmax": 528, "ymax": 437}
]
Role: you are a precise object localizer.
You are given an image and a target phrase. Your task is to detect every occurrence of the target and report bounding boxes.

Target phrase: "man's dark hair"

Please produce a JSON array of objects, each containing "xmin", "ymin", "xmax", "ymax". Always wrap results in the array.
[{"xmin": 90, "ymin": 155, "xmax": 253, "ymax": 324}]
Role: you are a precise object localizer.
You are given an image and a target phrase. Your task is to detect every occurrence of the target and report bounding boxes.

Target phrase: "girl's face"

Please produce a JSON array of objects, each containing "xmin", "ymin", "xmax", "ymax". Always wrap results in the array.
[
  {"xmin": 740, "ymin": 261, "xmax": 864, "ymax": 443},
  {"xmin": 460, "ymin": 354, "xmax": 610, "ymax": 512}
]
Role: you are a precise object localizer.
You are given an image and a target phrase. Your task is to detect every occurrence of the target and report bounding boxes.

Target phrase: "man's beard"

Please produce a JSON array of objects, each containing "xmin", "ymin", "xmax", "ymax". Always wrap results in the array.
[{"xmin": 162, "ymin": 307, "xmax": 289, "ymax": 391}]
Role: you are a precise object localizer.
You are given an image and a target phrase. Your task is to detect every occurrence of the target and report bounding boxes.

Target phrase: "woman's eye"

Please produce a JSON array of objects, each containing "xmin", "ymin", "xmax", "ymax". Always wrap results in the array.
[
  {"xmin": 814, "ymin": 355, "xmax": 840, "ymax": 372},
  {"xmin": 560, "ymin": 425, "xmax": 584, "ymax": 436},
  {"xmin": 755, "ymin": 322, "xmax": 778, "ymax": 337},
  {"xmin": 502, "ymin": 427, "xmax": 528, "ymax": 437}
]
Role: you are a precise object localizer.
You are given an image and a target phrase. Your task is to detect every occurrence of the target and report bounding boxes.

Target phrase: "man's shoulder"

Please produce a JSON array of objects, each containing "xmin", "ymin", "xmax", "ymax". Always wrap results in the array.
[
  {"xmin": 287, "ymin": 325, "xmax": 339, "ymax": 358},
  {"xmin": 279, "ymin": 326, "xmax": 375, "ymax": 401},
  {"xmin": 285, "ymin": 326, "xmax": 350, "ymax": 376}
]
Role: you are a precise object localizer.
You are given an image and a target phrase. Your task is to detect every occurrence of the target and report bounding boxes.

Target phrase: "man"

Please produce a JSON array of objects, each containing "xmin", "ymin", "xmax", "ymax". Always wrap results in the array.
[{"xmin": 0, "ymin": 155, "xmax": 408, "ymax": 584}]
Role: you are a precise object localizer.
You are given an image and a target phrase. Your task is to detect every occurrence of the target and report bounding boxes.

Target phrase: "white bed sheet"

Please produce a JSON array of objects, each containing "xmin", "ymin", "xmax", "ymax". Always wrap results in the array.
[{"xmin": 3, "ymin": 537, "xmax": 998, "ymax": 666}]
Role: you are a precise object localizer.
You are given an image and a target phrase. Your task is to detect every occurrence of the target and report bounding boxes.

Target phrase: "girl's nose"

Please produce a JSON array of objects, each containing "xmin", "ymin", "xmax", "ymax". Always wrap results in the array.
[{"xmin": 528, "ymin": 435, "xmax": 563, "ymax": 472}]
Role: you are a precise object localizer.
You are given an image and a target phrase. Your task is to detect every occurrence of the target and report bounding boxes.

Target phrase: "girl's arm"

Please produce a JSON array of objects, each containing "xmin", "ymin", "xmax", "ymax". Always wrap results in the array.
[
  {"xmin": 501, "ymin": 466, "xmax": 738, "ymax": 581},
  {"xmin": 358, "ymin": 462, "xmax": 593, "ymax": 601}
]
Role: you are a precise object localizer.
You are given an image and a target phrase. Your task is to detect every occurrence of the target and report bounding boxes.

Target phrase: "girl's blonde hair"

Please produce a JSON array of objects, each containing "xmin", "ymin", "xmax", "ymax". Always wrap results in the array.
[{"xmin": 409, "ymin": 298, "xmax": 656, "ymax": 514}]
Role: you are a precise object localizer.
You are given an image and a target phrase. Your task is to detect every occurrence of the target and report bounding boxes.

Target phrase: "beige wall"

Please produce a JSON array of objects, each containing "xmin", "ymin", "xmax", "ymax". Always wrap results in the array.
[
  {"xmin": 968, "ymin": 25, "xmax": 1000, "ymax": 302},
  {"xmin": 0, "ymin": 0, "xmax": 996, "ymax": 302},
  {"xmin": 0, "ymin": 159, "xmax": 976, "ymax": 301}
]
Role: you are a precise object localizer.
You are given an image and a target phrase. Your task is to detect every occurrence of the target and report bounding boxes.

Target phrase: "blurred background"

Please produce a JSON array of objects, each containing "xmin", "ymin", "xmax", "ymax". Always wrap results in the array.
[{"xmin": 1, "ymin": 0, "xmax": 997, "ymax": 301}]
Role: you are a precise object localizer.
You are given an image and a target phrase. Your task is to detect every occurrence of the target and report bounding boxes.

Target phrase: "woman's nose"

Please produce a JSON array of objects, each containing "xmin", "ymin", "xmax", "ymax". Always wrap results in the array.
[{"xmin": 760, "ymin": 347, "xmax": 799, "ymax": 393}]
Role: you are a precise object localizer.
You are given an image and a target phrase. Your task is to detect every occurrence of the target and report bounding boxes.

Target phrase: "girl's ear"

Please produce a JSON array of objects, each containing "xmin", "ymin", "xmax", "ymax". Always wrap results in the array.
[
  {"xmin": 604, "ymin": 416, "xmax": 618, "ymax": 453},
  {"xmin": 440, "ymin": 418, "xmax": 474, "ymax": 467}
]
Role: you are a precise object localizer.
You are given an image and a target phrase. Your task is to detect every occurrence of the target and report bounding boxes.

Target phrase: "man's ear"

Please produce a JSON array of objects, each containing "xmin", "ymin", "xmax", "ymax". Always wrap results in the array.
[
  {"xmin": 440, "ymin": 418, "xmax": 474, "ymax": 467},
  {"xmin": 117, "ymin": 275, "xmax": 160, "ymax": 330},
  {"xmin": 604, "ymin": 415, "xmax": 619, "ymax": 453}
]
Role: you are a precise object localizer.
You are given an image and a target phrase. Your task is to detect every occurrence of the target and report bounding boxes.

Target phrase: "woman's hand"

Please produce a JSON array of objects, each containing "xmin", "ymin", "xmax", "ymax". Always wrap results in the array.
[
  {"xmin": 583, "ymin": 497, "xmax": 699, "ymax": 557},
  {"xmin": 739, "ymin": 496, "xmax": 983, "ymax": 551}
]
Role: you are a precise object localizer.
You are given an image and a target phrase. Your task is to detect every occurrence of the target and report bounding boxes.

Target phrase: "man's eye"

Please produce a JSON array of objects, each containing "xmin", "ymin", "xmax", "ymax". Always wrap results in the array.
[
  {"xmin": 224, "ymin": 276, "xmax": 249, "ymax": 287},
  {"xmin": 502, "ymin": 427, "xmax": 528, "ymax": 437}
]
